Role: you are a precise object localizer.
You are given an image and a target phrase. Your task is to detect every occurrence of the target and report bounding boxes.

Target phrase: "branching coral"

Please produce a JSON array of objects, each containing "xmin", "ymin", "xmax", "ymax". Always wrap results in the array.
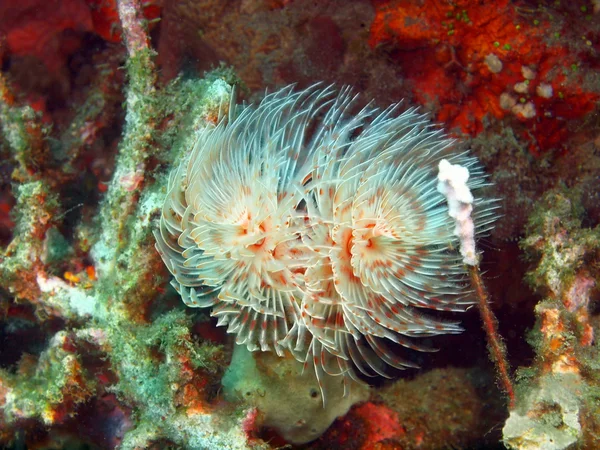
[
  {"xmin": 504, "ymin": 188, "xmax": 600, "ymax": 449},
  {"xmin": 0, "ymin": 1, "xmax": 267, "ymax": 448}
]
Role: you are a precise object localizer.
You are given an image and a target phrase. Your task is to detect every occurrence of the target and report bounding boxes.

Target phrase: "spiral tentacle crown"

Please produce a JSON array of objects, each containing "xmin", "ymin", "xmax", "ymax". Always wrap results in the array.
[{"xmin": 155, "ymin": 85, "xmax": 496, "ymax": 399}]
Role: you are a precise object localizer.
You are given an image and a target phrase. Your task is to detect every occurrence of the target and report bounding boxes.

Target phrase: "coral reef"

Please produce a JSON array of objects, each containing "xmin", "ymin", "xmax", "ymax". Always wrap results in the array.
[
  {"xmin": 503, "ymin": 188, "xmax": 600, "ymax": 449},
  {"xmin": 369, "ymin": 0, "xmax": 599, "ymax": 155},
  {"xmin": 0, "ymin": 0, "xmax": 599, "ymax": 449}
]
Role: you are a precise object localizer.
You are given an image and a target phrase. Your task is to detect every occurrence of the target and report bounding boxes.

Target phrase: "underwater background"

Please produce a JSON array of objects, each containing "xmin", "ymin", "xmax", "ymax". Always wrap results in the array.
[{"xmin": 0, "ymin": 0, "xmax": 599, "ymax": 449}]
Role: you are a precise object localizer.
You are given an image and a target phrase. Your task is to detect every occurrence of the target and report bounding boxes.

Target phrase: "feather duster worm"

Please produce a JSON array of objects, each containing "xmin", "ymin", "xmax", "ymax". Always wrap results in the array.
[{"xmin": 154, "ymin": 85, "xmax": 496, "ymax": 399}]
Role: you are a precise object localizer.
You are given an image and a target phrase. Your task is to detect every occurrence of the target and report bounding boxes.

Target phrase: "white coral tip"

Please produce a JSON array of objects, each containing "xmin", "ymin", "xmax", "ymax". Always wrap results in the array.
[{"xmin": 437, "ymin": 159, "xmax": 478, "ymax": 266}]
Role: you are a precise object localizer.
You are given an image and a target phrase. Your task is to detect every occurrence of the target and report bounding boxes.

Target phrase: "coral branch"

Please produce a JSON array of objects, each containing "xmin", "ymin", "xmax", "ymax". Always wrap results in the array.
[
  {"xmin": 93, "ymin": 0, "xmax": 158, "ymax": 279},
  {"xmin": 469, "ymin": 265, "xmax": 515, "ymax": 408},
  {"xmin": 0, "ymin": 74, "xmax": 61, "ymax": 312},
  {"xmin": 0, "ymin": 72, "xmax": 51, "ymax": 182},
  {"xmin": 59, "ymin": 48, "xmax": 125, "ymax": 171},
  {"xmin": 117, "ymin": 0, "xmax": 152, "ymax": 57},
  {"xmin": 503, "ymin": 189, "xmax": 600, "ymax": 449},
  {"xmin": 0, "ymin": 330, "xmax": 94, "ymax": 425},
  {"xmin": 438, "ymin": 159, "xmax": 515, "ymax": 407}
]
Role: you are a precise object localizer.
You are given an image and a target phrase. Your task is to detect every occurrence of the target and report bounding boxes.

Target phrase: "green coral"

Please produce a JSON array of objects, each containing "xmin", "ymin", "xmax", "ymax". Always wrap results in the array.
[
  {"xmin": 0, "ymin": 36, "xmax": 255, "ymax": 447},
  {"xmin": 0, "ymin": 98, "xmax": 50, "ymax": 181},
  {"xmin": 521, "ymin": 186, "xmax": 600, "ymax": 296},
  {"xmin": 0, "ymin": 332, "xmax": 94, "ymax": 425},
  {"xmin": 0, "ymin": 180, "xmax": 60, "ymax": 292},
  {"xmin": 503, "ymin": 186, "xmax": 600, "ymax": 449},
  {"xmin": 109, "ymin": 311, "xmax": 223, "ymax": 414}
]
